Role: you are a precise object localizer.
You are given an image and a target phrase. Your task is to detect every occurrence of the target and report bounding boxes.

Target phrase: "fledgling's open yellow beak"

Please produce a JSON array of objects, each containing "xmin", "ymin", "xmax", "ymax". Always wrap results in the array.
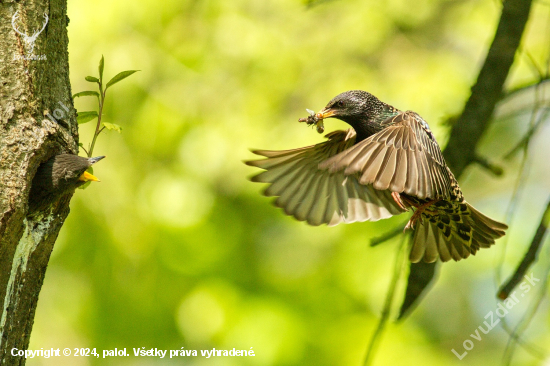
[{"xmin": 78, "ymin": 171, "xmax": 100, "ymax": 182}]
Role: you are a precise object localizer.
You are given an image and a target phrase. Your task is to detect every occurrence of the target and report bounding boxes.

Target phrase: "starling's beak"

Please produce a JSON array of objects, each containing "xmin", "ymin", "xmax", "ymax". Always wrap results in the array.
[
  {"xmin": 88, "ymin": 156, "xmax": 106, "ymax": 165},
  {"xmin": 77, "ymin": 156, "xmax": 105, "ymax": 182},
  {"xmin": 316, "ymin": 107, "xmax": 337, "ymax": 120},
  {"xmin": 78, "ymin": 171, "xmax": 100, "ymax": 182}
]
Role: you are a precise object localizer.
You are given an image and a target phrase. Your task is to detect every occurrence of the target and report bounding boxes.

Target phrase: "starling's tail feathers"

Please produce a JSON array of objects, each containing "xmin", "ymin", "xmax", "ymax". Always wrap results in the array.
[{"xmin": 409, "ymin": 201, "xmax": 507, "ymax": 263}]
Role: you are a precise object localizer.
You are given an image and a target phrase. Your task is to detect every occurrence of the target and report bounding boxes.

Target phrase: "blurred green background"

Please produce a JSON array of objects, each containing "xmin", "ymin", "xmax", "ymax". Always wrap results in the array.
[{"xmin": 29, "ymin": 0, "xmax": 550, "ymax": 365}]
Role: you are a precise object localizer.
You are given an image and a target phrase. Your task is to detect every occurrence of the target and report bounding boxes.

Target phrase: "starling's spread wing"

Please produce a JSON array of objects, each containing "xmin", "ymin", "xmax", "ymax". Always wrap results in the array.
[
  {"xmin": 246, "ymin": 129, "xmax": 406, "ymax": 226},
  {"xmin": 319, "ymin": 111, "xmax": 452, "ymax": 200},
  {"xmin": 410, "ymin": 201, "xmax": 508, "ymax": 263}
]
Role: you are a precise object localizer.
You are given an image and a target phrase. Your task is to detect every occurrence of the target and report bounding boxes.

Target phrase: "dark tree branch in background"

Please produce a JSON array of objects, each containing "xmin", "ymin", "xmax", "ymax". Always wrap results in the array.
[
  {"xmin": 370, "ymin": 225, "xmax": 405, "ymax": 247},
  {"xmin": 472, "ymin": 154, "xmax": 504, "ymax": 176},
  {"xmin": 400, "ymin": 0, "xmax": 533, "ymax": 318},
  {"xmin": 498, "ymin": 198, "xmax": 550, "ymax": 300},
  {"xmin": 398, "ymin": 261, "xmax": 437, "ymax": 319},
  {"xmin": 443, "ymin": 0, "xmax": 533, "ymax": 176}
]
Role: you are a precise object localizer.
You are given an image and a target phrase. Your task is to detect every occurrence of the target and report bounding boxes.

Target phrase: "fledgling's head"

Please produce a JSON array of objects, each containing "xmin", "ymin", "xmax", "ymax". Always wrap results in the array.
[
  {"xmin": 50, "ymin": 154, "xmax": 105, "ymax": 189},
  {"xmin": 28, "ymin": 154, "xmax": 106, "ymax": 214}
]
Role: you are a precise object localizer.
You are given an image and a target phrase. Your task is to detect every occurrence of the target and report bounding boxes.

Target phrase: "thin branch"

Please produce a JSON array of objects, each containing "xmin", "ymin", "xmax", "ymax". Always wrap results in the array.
[
  {"xmin": 496, "ymin": 106, "xmax": 550, "ymax": 123},
  {"xmin": 362, "ymin": 236, "xmax": 407, "ymax": 366},
  {"xmin": 498, "ymin": 198, "xmax": 550, "ymax": 299},
  {"xmin": 370, "ymin": 224, "xmax": 406, "ymax": 247},
  {"xmin": 500, "ymin": 316, "xmax": 547, "ymax": 363},
  {"xmin": 79, "ymin": 144, "xmax": 90, "ymax": 156},
  {"xmin": 502, "ymin": 77, "xmax": 550, "ymax": 100},
  {"xmin": 502, "ymin": 267, "xmax": 550, "ymax": 365},
  {"xmin": 88, "ymin": 83, "xmax": 105, "ymax": 157},
  {"xmin": 504, "ymin": 106, "xmax": 550, "ymax": 159},
  {"xmin": 494, "ymin": 138, "xmax": 531, "ymax": 287},
  {"xmin": 496, "ymin": 60, "xmax": 547, "ymax": 286},
  {"xmin": 492, "ymin": 59, "xmax": 546, "ymax": 359},
  {"xmin": 472, "ymin": 154, "xmax": 504, "ymax": 176},
  {"xmin": 497, "ymin": 6, "xmax": 550, "ymax": 363},
  {"xmin": 523, "ymin": 48, "xmax": 546, "ymax": 80}
]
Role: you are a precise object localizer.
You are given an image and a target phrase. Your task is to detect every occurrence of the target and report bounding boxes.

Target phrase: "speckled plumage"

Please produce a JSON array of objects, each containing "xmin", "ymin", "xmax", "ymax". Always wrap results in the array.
[{"xmin": 247, "ymin": 90, "xmax": 507, "ymax": 262}]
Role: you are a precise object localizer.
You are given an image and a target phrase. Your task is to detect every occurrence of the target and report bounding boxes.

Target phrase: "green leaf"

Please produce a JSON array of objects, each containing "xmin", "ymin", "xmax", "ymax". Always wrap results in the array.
[
  {"xmin": 78, "ymin": 181, "xmax": 91, "ymax": 190},
  {"xmin": 102, "ymin": 122, "xmax": 122, "ymax": 133},
  {"xmin": 99, "ymin": 55, "xmax": 104, "ymax": 82},
  {"xmin": 77, "ymin": 111, "xmax": 99, "ymax": 124},
  {"xmin": 73, "ymin": 91, "xmax": 100, "ymax": 99},
  {"xmin": 85, "ymin": 76, "xmax": 99, "ymax": 83},
  {"xmin": 105, "ymin": 70, "xmax": 139, "ymax": 89}
]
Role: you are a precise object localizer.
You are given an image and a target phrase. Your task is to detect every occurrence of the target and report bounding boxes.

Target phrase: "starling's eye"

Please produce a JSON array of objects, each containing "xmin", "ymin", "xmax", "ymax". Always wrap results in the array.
[{"xmin": 336, "ymin": 101, "xmax": 345, "ymax": 108}]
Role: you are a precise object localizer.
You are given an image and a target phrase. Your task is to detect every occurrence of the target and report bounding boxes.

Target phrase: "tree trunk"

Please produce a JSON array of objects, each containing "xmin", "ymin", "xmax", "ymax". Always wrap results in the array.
[{"xmin": 0, "ymin": 0, "xmax": 77, "ymax": 363}]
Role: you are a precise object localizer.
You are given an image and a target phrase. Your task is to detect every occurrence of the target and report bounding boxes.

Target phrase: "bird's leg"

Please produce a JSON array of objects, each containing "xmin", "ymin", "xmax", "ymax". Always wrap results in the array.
[{"xmin": 402, "ymin": 198, "xmax": 440, "ymax": 231}]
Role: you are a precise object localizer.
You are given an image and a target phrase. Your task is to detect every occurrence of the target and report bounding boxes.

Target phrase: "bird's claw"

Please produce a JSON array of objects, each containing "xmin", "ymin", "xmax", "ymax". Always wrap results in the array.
[
  {"xmin": 403, "ymin": 215, "xmax": 416, "ymax": 232},
  {"xmin": 404, "ymin": 211, "xmax": 422, "ymax": 232},
  {"xmin": 392, "ymin": 192, "xmax": 409, "ymax": 211}
]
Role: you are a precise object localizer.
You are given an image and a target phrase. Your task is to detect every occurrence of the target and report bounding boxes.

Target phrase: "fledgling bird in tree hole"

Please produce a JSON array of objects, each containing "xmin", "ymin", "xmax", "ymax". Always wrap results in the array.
[
  {"xmin": 246, "ymin": 90, "xmax": 507, "ymax": 263},
  {"xmin": 28, "ymin": 154, "xmax": 105, "ymax": 213}
]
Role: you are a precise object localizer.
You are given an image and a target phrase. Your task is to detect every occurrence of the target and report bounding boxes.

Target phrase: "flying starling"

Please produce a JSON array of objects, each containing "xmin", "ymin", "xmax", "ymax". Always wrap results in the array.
[
  {"xmin": 246, "ymin": 90, "xmax": 507, "ymax": 262},
  {"xmin": 28, "ymin": 154, "xmax": 105, "ymax": 213}
]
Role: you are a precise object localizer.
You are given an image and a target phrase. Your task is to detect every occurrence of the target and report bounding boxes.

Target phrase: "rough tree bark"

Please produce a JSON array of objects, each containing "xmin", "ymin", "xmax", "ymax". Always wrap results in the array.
[{"xmin": 0, "ymin": 0, "xmax": 77, "ymax": 364}]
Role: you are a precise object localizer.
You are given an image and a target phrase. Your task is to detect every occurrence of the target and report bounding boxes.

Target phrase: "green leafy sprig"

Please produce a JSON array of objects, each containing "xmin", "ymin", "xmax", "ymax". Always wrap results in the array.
[{"xmin": 74, "ymin": 55, "xmax": 139, "ymax": 157}]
